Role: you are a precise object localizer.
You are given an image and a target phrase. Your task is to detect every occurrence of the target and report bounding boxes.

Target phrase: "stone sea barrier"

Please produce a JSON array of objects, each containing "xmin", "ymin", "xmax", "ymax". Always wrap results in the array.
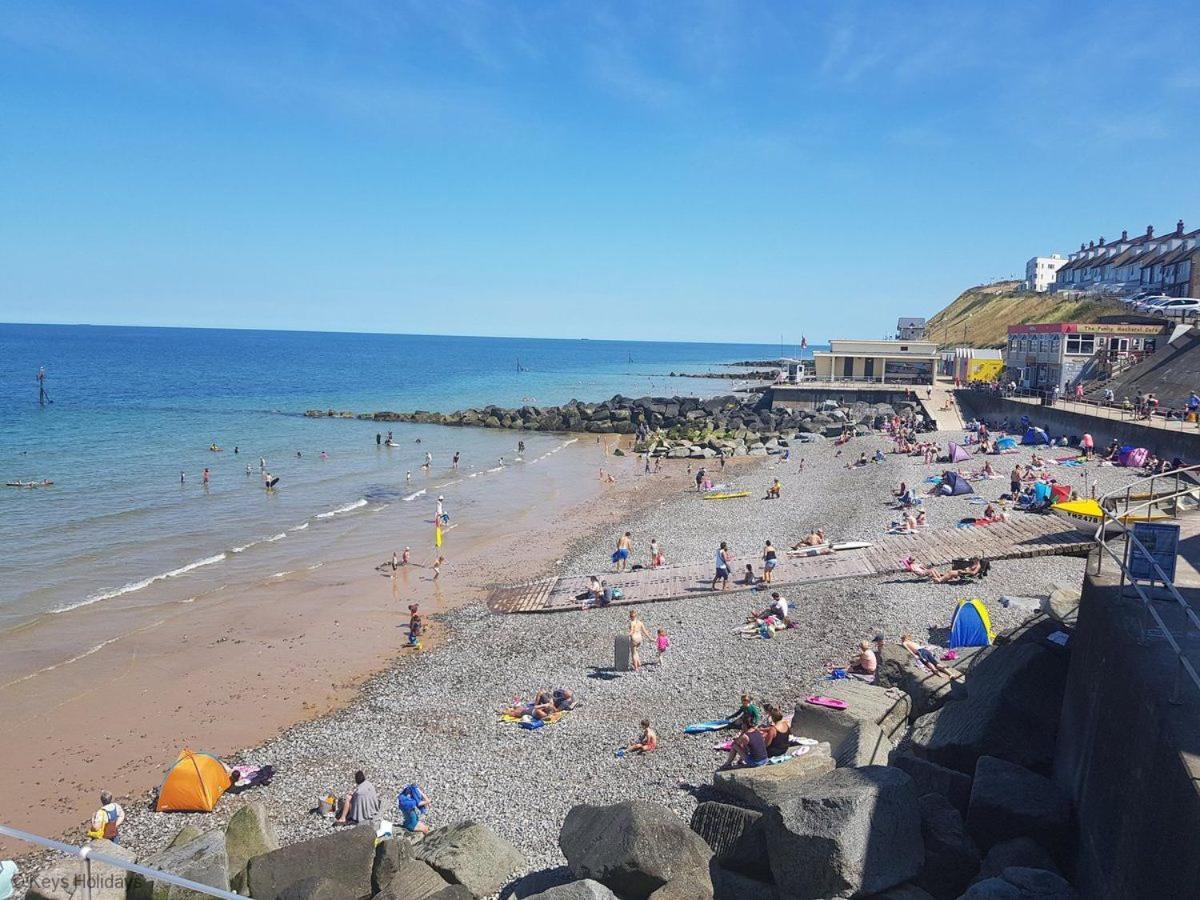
[{"xmin": 304, "ymin": 393, "xmax": 930, "ymax": 457}]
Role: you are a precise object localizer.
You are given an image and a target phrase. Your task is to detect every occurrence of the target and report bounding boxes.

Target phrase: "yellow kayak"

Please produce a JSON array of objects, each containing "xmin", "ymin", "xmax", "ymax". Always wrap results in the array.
[{"xmin": 702, "ymin": 491, "xmax": 750, "ymax": 500}]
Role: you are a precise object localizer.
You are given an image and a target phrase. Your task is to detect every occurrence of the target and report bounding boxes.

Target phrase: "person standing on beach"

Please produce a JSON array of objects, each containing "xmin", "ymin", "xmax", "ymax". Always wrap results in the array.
[
  {"xmin": 614, "ymin": 531, "xmax": 633, "ymax": 572},
  {"xmin": 761, "ymin": 540, "xmax": 777, "ymax": 584},
  {"xmin": 628, "ymin": 609, "xmax": 652, "ymax": 671},
  {"xmin": 87, "ymin": 792, "xmax": 125, "ymax": 843},
  {"xmin": 649, "ymin": 538, "xmax": 659, "ymax": 568},
  {"xmin": 695, "ymin": 467, "xmax": 705, "ymax": 492},
  {"xmin": 712, "ymin": 542, "xmax": 732, "ymax": 591},
  {"xmin": 436, "ymin": 495, "xmax": 447, "ymax": 523}
]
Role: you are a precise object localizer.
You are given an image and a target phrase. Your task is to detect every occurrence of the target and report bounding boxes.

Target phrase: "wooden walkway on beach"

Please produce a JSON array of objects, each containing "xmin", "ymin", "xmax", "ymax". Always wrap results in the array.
[{"xmin": 487, "ymin": 515, "xmax": 1092, "ymax": 614}]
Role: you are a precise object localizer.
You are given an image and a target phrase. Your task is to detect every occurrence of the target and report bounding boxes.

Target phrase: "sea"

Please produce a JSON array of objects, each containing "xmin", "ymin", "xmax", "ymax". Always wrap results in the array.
[{"xmin": 0, "ymin": 324, "xmax": 805, "ymax": 633}]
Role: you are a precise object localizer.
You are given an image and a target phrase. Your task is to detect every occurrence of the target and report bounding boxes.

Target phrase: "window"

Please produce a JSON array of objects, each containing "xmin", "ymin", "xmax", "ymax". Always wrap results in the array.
[{"xmin": 1065, "ymin": 334, "xmax": 1096, "ymax": 355}]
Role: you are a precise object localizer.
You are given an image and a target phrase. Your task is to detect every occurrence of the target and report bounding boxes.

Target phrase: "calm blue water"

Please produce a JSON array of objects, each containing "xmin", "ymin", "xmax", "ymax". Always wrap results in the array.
[{"xmin": 0, "ymin": 324, "xmax": 800, "ymax": 626}]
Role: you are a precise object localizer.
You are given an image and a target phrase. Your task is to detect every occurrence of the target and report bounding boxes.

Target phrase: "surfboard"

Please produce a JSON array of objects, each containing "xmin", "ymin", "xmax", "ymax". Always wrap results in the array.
[
  {"xmin": 684, "ymin": 720, "xmax": 732, "ymax": 734},
  {"xmin": 831, "ymin": 541, "xmax": 873, "ymax": 552},
  {"xmin": 266, "ymin": 477, "xmax": 280, "ymax": 488},
  {"xmin": 701, "ymin": 492, "xmax": 750, "ymax": 500}
]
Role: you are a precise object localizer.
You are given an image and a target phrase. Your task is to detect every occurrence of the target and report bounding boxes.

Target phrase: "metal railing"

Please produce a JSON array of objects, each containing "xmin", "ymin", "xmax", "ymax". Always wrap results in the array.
[
  {"xmin": 1092, "ymin": 466, "xmax": 1200, "ymax": 705},
  {"xmin": 963, "ymin": 384, "xmax": 1200, "ymax": 432},
  {"xmin": 0, "ymin": 824, "xmax": 244, "ymax": 900}
]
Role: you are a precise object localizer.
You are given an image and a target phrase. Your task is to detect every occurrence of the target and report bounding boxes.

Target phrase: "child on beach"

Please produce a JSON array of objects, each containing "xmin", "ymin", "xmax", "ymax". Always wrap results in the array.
[
  {"xmin": 618, "ymin": 720, "xmax": 658, "ymax": 756},
  {"xmin": 655, "ymin": 628, "xmax": 670, "ymax": 665},
  {"xmin": 407, "ymin": 604, "xmax": 422, "ymax": 647},
  {"xmin": 433, "ymin": 555, "xmax": 445, "ymax": 580},
  {"xmin": 743, "ymin": 563, "xmax": 756, "ymax": 586},
  {"xmin": 401, "ymin": 546, "xmax": 410, "ymax": 566}
]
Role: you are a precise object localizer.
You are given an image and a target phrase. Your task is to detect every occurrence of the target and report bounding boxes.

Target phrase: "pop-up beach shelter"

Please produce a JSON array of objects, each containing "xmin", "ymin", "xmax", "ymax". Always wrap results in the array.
[
  {"xmin": 155, "ymin": 749, "xmax": 231, "ymax": 812},
  {"xmin": 1022, "ymin": 427, "xmax": 1050, "ymax": 445},
  {"xmin": 995, "ymin": 436, "xmax": 1017, "ymax": 451},
  {"xmin": 942, "ymin": 472, "xmax": 975, "ymax": 496},
  {"xmin": 1118, "ymin": 447, "xmax": 1148, "ymax": 468},
  {"xmin": 949, "ymin": 598, "xmax": 994, "ymax": 648},
  {"xmin": 948, "ymin": 442, "xmax": 971, "ymax": 463}
]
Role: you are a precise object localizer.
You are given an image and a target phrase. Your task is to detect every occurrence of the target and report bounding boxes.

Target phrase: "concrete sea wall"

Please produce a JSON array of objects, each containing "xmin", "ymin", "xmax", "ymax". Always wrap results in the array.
[{"xmin": 957, "ymin": 392, "xmax": 1200, "ymax": 461}]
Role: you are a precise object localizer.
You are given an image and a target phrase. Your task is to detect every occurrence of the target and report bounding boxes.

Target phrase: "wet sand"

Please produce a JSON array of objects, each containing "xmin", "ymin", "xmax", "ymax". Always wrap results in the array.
[{"xmin": 0, "ymin": 437, "xmax": 689, "ymax": 855}]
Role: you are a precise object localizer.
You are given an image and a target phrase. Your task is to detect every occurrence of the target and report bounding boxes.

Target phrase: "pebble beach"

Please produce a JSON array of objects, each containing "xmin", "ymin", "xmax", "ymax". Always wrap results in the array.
[{"xmin": 61, "ymin": 429, "xmax": 1146, "ymax": 893}]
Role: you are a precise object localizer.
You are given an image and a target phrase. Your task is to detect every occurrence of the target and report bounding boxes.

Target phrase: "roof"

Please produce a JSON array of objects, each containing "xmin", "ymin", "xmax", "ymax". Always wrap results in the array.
[{"xmin": 897, "ymin": 317, "xmax": 926, "ymax": 327}]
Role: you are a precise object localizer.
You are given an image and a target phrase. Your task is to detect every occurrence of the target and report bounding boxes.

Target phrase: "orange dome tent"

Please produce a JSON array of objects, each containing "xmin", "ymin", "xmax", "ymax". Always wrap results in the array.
[{"xmin": 155, "ymin": 749, "xmax": 231, "ymax": 812}]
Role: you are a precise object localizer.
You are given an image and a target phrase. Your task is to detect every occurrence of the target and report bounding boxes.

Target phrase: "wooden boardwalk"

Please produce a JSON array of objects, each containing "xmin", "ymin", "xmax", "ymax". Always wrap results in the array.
[{"xmin": 487, "ymin": 515, "xmax": 1092, "ymax": 614}]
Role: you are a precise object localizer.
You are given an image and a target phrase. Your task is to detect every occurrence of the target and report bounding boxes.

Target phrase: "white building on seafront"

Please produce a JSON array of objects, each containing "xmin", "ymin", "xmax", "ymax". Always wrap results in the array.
[{"xmin": 1025, "ymin": 255, "xmax": 1067, "ymax": 292}]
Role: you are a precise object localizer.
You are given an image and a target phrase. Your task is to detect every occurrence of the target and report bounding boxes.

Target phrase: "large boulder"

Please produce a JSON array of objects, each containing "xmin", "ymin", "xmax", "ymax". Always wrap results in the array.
[
  {"xmin": 647, "ymin": 872, "xmax": 713, "ymax": 899},
  {"xmin": 960, "ymin": 867, "xmax": 1077, "ymax": 899},
  {"xmin": 560, "ymin": 801, "xmax": 713, "ymax": 899},
  {"xmin": 276, "ymin": 878, "xmax": 356, "ymax": 900},
  {"xmin": 889, "ymin": 751, "xmax": 973, "ymax": 816},
  {"xmin": 166, "ymin": 826, "xmax": 203, "ymax": 850},
  {"xmin": 874, "ymin": 644, "xmax": 962, "ymax": 720},
  {"xmin": 762, "ymin": 766, "xmax": 923, "ymax": 899},
  {"xmin": 413, "ymin": 821, "xmax": 523, "ymax": 898},
  {"xmin": 966, "ymin": 757, "xmax": 1071, "ymax": 856},
  {"xmin": 914, "ymin": 793, "xmax": 980, "ymax": 899},
  {"xmin": 688, "ymin": 802, "xmax": 768, "ymax": 876},
  {"xmin": 137, "ymin": 830, "xmax": 230, "ymax": 900},
  {"xmin": 28, "ymin": 841, "xmax": 136, "ymax": 900},
  {"xmin": 524, "ymin": 881, "xmax": 618, "ymax": 900},
  {"xmin": 244, "ymin": 823, "xmax": 377, "ymax": 900},
  {"xmin": 791, "ymin": 681, "xmax": 911, "ymax": 747},
  {"xmin": 371, "ymin": 839, "xmax": 416, "ymax": 894},
  {"xmin": 834, "ymin": 721, "xmax": 892, "ymax": 767},
  {"xmin": 976, "ymin": 838, "xmax": 1062, "ymax": 882},
  {"xmin": 870, "ymin": 886, "xmax": 937, "ymax": 900},
  {"xmin": 373, "ymin": 859, "xmax": 453, "ymax": 900},
  {"xmin": 711, "ymin": 744, "xmax": 834, "ymax": 809},
  {"xmin": 908, "ymin": 627, "xmax": 1069, "ymax": 776},
  {"xmin": 224, "ymin": 802, "xmax": 278, "ymax": 884}
]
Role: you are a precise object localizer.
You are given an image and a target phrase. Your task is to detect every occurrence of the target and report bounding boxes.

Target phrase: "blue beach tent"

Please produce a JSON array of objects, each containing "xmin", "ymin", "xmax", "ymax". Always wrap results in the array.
[
  {"xmin": 941, "ymin": 472, "xmax": 975, "ymax": 496},
  {"xmin": 949, "ymin": 599, "xmax": 995, "ymax": 648},
  {"xmin": 1022, "ymin": 426, "xmax": 1050, "ymax": 445},
  {"xmin": 995, "ymin": 436, "xmax": 1017, "ymax": 451}
]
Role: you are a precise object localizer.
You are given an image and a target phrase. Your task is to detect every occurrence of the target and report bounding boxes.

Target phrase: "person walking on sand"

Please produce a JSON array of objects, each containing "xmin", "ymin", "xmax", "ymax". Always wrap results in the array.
[
  {"xmin": 628, "ymin": 609, "xmax": 652, "ymax": 671},
  {"xmin": 614, "ymin": 531, "xmax": 633, "ymax": 572},
  {"xmin": 712, "ymin": 542, "xmax": 732, "ymax": 591},
  {"xmin": 656, "ymin": 628, "xmax": 670, "ymax": 665}
]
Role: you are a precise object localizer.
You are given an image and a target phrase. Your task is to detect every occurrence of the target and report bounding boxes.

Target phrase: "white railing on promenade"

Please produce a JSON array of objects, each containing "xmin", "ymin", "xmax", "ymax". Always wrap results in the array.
[
  {"xmin": 962, "ymin": 384, "xmax": 1200, "ymax": 433},
  {"xmin": 0, "ymin": 824, "xmax": 245, "ymax": 900},
  {"xmin": 1092, "ymin": 467, "xmax": 1200, "ymax": 705}
]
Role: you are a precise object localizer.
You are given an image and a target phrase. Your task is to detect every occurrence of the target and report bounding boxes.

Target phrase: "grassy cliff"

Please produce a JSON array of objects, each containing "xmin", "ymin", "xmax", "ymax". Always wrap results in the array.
[{"xmin": 924, "ymin": 280, "xmax": 1127, "ymax": 348}]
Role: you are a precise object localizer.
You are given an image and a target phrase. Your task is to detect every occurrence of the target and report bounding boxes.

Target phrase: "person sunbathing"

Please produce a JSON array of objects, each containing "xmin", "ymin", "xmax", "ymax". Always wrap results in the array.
[
  {"xmin": 929, "ymin": 556, "xmax": 985, "ymax": 583},
  {"xmin": 791, "ymin": 529, "xmax": 825, "ymax": 549},
  {"xmin": 915, "ymin": 509, "xmax": 927, "ymax": 527},
  {"xmin": 901, "ymin": 634, "xmax": 963, "ymax": 680}
]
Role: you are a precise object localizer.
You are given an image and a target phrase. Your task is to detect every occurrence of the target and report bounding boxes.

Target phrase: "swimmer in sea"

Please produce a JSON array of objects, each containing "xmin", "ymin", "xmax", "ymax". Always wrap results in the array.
[
  {"xmin": 245, "ymin": 464, "xmax": 251, "ymax": 475},
  {"xmin": 260, "ymin": 457, "xmax": 266, "ymax": 471},
  {"xmin": 452, "ymin": 452, "xmax": 460, "ymax": 470},
  {"xmin": 202, "ymin": 467, "xmax": 210, "ymax": 485},
  {"xmin": 320, "ymin": 451, "xmax": 328, "ymax": 460},
  {"xmin": 296, "ymin": 450, "xmax": 302, "ymax": 458},
  {"xmin": 406, "ymin": 471, "xmax": 412, "ymax": 483},
  {"xmin": 180, "ymin": 471, "xmax": 186, "ymax": 484}
]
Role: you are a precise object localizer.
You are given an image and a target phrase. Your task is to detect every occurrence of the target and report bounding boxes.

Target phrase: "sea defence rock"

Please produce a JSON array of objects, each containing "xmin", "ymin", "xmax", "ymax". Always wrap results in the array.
[
  {"xmin": 908, "ymin": 623, "xmax": 1069, "ymax": 776},
  {"xmin": 559, "ymin": 801, "xmax": 713, "ymax": 899},
  {"xmin": 371, "ymin": 838, "xmax": 416, "ymax": 895},
  {"xmin": 413, "ymin": 821, "xmax": 523, "ymax": 898},
  {"xmin": 647, "ymin": 872, "xmax": 713, "ymax": 899},
  {"xmin": 524, "ymin": 881, "xmax": 618, "ymax": 900},
  {"xmin": 373, "ymin": 859, "xmax": 454, "ymax": 900},
  {"xmin": 244, "ymin": 823, "xmax": 377, "ymax": 900},
  {"xmin": 224, "ymin": 802, "xmax": 278, "ymax": 884},
  {"xmin": 688, "ymin": 802, "xmax": 768, "ymax": 876},
  {"xmin": 166, "ymin": 825, "xmax": 203, "ymax": 850},
  {"xmin": 874, "ymin": 644, "xmax": 963, "ymax": 720},
  {"xmin": 975, "ymin": 838, "xmax": 1062, "ymax": 882},
  {"xmin": 791, "ymin": 681, "xmax": 911, "ymax": 747},
  {"xmin": 276, "ymin": 878, "xmax": 357, "ymax": 900},
  {"xmin": 889, "ymin": 750, "xmax": 973, "ymax": 816},
  {"xmin": 834, "ymin": 720, "xmax": 892, "ymax": 767},
  {"xmin": 137, "ymin": 830, "xmax": 230, "ymax": 900},
  {"xmin": 915, "ymin": 793, "xmax": 980, "ymax": 899},
  {"xmin": 966, "ymin": 757, "xmax": 1072, "ymax": 857},
  {"xmin": 308, "ymin": 393, "xmax": 896, "ymax": 452},
  {"xmin": 960, "ymin": 867, "xmax": 1078, "ymax": 899},
  {"xmin": 761, "ymin": 766, "xmax": 923, "ymax": 899},
  {"xmin": 711, "ymin": 743, "xmax": 835, "ymax": 809},
  {"xmin": 27, "ymin": 840, "xmax": 136, "ymax": 900}
]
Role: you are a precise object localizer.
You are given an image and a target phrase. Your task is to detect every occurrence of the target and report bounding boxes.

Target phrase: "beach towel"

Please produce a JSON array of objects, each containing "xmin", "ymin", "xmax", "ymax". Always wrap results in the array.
[
  {"xmin": 684, "ymin": 719, "xmax": 732, "ymax": 734},
  {"xmin": 805, "ymin": 696, "xmax": 848, "ymax": 709}
]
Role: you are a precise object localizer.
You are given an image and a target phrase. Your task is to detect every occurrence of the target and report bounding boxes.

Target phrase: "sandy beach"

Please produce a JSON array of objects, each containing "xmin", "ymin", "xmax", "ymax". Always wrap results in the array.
[{"xmin": 17, "ymin": 429, "xmax": 1145, "ymax": 892}]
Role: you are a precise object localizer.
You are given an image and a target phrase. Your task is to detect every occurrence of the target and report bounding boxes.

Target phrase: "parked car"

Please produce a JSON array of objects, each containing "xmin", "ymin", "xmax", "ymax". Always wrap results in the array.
[
  {"xmin": 1155, "ymin": 298, "xmax": 1200, "ymax": 319},
  {"xmin": 1133, "ymin": 294, "xmax": 1173, "ymax": 311}
]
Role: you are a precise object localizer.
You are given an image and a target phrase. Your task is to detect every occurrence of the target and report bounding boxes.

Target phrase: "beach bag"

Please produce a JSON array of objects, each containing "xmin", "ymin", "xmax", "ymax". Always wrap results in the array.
[
  {"xmin": 610, "ymin": 587, "xmax": 624, "ymax": 601},
  {"xmin": 318, "ymin": 795, "xmax": 337, "ymax": 817}
]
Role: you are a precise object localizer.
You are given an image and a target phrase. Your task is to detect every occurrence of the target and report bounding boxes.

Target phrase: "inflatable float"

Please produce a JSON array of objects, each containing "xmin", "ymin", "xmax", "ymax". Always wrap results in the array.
[{"xmin": 702, "ymin": 491, "xmax": 750, "ymax": 501}]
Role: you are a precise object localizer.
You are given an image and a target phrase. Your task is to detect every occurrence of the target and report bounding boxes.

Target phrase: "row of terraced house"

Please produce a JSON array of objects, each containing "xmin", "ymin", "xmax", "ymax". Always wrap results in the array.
[{"xmin": 1049, "ymin": 219, "xmax": 1200, "ymax": 297}]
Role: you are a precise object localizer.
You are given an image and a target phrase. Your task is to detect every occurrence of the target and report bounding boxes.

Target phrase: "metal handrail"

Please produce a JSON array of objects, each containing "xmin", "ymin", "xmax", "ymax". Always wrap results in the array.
[
  {"xmin": 1093, "ymin": 471, "xmax": 1200, "ymax": 704},
  {"xmin": 0, "ymin": 824, "xmax": 245, "ymax": 900},
  {"xmin": 961, "ymin": 383, "xmax": 1200, "ymax": 432}
]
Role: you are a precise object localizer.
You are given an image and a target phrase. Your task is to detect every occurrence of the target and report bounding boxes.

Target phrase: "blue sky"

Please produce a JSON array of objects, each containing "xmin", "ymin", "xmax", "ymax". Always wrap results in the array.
[{"xmin": 2, "ymin": 1, "xmax": 1199, "ymax": 343}]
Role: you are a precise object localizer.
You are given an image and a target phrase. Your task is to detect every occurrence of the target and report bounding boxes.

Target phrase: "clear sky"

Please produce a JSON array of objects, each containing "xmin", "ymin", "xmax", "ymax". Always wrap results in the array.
[{"xmin": 2, "ymin": 1, "xmax": 1199, "ymax": 343}]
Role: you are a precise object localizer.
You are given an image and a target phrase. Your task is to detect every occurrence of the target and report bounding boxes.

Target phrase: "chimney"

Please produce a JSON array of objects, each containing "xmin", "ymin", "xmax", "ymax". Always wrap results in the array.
[
  {"xmin": 1121, "ymin": 229, "xmax": 1128, "ymax": 241},
  {"xmin": 1088, "ymin": 240, "xmax": 1095, "ymax": 249},
  {"xmin": 1080, "ymin": 243, "xmax": 1086, "ymax": 251},
  {"xmin": 1099, "ymin": 236, "xmax": 1105, "ymax": 246},
  {"xmin": 1177, "ymin": 219, "xmax": 1185, "ymax": 236},
  {"xmin": 1147, "ymin": 225, "xmax": 1155, "ymax": 238}
]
